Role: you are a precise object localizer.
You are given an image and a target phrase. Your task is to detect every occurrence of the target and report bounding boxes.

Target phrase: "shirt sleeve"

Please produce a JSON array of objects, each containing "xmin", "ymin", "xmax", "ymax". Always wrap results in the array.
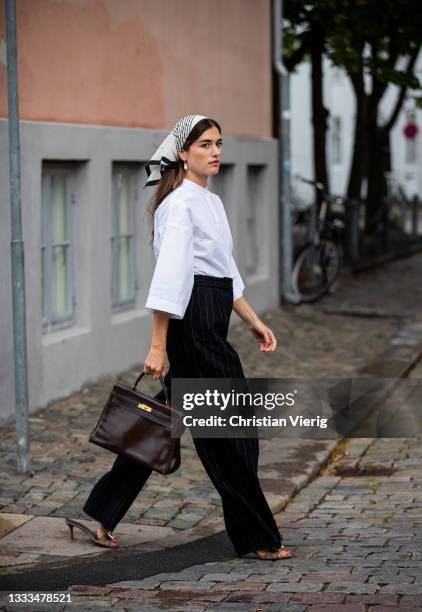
[
  {"xmin": 230, "ymin": 255, "xmax": 245, "ymax": 301},
  {"xmin": 145, "ymin": 201, "xmax": 194, "ymax": 319}
]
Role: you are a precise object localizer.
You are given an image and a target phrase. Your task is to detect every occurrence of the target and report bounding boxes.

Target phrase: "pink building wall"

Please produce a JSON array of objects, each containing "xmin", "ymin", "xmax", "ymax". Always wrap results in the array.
[{"xmin": 0, "ymin": 0, "xmax": 273, "ymax": 138}]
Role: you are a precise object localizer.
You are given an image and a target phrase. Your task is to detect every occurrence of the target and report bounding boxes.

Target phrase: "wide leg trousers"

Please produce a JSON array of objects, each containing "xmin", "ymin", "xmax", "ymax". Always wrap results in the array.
[{"xmin": 83, "ymin": 275, "xmax": 282, "ymax": 555}]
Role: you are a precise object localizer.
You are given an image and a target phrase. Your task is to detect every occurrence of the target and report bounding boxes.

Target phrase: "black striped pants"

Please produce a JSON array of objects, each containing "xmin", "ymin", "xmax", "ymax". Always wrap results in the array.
[{"xmin": 83, "ymin": 275, "xmax": 282, "ymax": 555}]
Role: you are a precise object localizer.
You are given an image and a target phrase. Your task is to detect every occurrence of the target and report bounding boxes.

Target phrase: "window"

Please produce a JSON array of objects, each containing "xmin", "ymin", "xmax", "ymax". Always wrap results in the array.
[
  {"xmin": 41, "ymin": 166, "xmax": 75, "ymax": 330},
  {"xmin": 331, "ymin": 116, "xmax": 342, "ymax": 164},
  {"xmin": 111, "ymin": 163, "xmax": 139, "ymax": 309},
  {"xmin": 245, "ymin": 165, "xmax": 265, "ymax": 276}
]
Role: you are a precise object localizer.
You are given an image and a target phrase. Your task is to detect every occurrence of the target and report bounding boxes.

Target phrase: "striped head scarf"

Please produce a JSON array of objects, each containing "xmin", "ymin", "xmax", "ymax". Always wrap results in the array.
[{"xmin": 144, "ymin": 114, "xmax": 208, "ymax": 188}]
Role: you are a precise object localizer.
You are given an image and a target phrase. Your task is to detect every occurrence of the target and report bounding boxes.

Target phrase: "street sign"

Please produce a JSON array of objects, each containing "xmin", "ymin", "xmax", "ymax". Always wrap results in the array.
[{"xmin": 403, "ymin": 123, "xmax": 419, "ymax": 140}]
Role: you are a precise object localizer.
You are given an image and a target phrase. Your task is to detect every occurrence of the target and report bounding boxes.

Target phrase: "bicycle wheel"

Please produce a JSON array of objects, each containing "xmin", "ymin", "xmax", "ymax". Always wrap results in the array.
[{"xmin": 291, "ymin": 240, "xmax": 340, "ymax": 303}]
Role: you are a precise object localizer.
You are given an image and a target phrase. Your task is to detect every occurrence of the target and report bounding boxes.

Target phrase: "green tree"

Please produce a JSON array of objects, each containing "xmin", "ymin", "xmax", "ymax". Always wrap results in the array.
[
  {"xmin": 283, "ymin": 0, "xmax": 422, "ymax": 232},
  {"xmin": 328, "ymin": 0, "xmax": 421, "ymax": 232}
]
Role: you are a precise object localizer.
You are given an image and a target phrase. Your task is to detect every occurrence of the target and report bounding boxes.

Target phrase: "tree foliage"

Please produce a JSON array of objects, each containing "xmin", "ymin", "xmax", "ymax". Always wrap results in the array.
[{"xmin": 283, "ymin": 0, "xmax": 422, "ymax": 230}]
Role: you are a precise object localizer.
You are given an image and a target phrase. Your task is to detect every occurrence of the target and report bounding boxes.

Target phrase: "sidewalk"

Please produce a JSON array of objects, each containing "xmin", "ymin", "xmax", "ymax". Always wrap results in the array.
[{"xmin": 1, "ymin": 252, "xmax": 422, "ymax": 606}]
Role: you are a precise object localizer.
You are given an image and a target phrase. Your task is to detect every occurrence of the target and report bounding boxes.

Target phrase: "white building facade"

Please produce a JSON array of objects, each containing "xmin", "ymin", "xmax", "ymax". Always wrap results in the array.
[{"xmin": 290, "ymin": 56, "xmax": 422, "ymax": 202}]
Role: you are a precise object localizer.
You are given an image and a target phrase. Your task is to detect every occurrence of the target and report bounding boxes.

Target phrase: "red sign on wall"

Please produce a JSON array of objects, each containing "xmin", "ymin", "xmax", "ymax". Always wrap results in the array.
[{"xmin": 403, "ymin": 123, "xmax": 419, "ymax": 140}]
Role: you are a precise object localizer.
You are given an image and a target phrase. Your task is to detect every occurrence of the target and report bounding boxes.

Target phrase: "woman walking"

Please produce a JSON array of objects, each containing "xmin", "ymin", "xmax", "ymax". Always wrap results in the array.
[{"xmin": 70, "ymin": 115, "xmax": 291, "ymax": 560}]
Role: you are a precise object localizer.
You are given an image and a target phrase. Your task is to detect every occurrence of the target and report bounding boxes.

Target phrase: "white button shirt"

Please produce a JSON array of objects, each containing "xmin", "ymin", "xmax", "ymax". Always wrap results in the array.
[{"xmin": 145, "ymin": 178, "xmax": 245, "ymax": 319}]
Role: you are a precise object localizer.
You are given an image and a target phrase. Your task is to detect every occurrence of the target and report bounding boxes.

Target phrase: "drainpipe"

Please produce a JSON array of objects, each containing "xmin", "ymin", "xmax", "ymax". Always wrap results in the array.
[
  {"xmin": 5, "ymin": 0, "xmax": 31, "ymax": 473},
  {"xmin": 273, "ymin": 0, "xmax": 300, "ymax": 303}
]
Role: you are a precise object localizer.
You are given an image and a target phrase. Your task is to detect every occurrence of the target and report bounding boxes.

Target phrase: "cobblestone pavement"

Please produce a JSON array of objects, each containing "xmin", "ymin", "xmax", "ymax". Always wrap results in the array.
[
  {"xmin": 86, "ymin": 430, "xmax": 421, "ymax": 612},
  {"xmin": 1, "ymin": 252, "xmax": 422, "ymax": 587},
  {"xmin": 2, "ymin": 359, "xmax": 420, "ymax": 610},
  {"xmin": 63, "ymin": 361, "xmax": 422, "ymax": 610},
  {"xmin": 316, "ymin": 251, "xmax": 422, "ymax": 320}
]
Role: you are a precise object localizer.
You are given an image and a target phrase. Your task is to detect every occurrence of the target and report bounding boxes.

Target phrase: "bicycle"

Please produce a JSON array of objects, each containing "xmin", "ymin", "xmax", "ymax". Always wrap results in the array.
[{"xmin": 291, "ymin": 175, "xmax": 346, "ymax": 303}]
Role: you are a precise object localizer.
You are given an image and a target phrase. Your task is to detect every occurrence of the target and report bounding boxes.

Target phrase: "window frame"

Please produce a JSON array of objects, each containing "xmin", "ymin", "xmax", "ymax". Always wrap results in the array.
[
  {"xmin": 111, "ymin": 163, "xmax": 139, "ymax": 311},
  {"xmin": 41, "ymin": 164, "xmax": 76, "ymax": 331},
  {"xmin": 245, "ymin": 164, "xmax": 266, "ymax": 277}
]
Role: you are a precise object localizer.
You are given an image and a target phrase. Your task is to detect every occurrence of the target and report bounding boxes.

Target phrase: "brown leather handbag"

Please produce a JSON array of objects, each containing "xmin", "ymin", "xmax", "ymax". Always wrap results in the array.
[{"xmin": 89, "ymin": 372, "xmax": 185, "ymax": 475}]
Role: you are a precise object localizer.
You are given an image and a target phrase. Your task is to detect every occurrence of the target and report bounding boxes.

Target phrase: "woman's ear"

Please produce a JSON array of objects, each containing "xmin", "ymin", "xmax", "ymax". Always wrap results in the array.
[{"xmin": 178, "ymin": 149, "xmax": 187, "ymax": 163}]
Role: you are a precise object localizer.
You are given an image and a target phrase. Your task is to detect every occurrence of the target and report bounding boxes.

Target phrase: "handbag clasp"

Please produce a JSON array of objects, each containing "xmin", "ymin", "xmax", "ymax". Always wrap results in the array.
[{"xmin": 138, "ymin": 403, "xmax": 152, "ymax": 412}]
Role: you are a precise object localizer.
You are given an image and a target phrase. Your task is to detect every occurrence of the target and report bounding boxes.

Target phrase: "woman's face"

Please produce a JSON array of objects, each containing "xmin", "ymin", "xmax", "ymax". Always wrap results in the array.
[{"xmin": 179, "ymin": 126, "xmax": 222, "ymax": 182}]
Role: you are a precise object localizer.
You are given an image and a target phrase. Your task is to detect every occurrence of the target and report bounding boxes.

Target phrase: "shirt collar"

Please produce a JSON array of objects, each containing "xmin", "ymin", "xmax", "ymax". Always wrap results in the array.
[{"xmin": 182, "ymin": 178, "xmax": 208, "ymax": 194}]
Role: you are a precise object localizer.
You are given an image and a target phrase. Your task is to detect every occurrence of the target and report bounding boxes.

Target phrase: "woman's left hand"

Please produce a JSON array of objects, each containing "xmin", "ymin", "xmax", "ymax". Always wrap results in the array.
[{"xmin": 249, "ymin": 320, "xmax": 277, "ymax": 352}]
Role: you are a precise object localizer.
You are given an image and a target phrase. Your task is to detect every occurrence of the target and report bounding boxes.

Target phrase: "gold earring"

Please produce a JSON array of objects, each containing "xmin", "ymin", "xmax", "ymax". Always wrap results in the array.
[{"xmin": 183, "ymin": 161, "xmax": 188, "ymax": 171}]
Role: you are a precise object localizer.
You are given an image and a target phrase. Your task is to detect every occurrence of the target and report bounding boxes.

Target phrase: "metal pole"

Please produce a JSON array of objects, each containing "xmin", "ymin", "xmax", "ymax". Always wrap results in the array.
[
  {"xmin": 412, "ymin": 195, "xmax": 418, "ymax": 237},
  {"xmin": 273, "ymin": 0, "xmax": 300, "ymax": 303},
  {"xmin": 5, "ymin": 0, "xmax": 31, "ymax": 473}
]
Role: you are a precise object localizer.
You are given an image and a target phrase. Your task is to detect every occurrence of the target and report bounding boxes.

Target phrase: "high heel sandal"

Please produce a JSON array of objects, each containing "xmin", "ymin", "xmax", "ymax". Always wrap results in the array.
[
  {"xmin": 65, "ymin": 518, "xmax": 120, "ymax": 549},
  {"xmin": 254, "ymin": 545, "xmax": 292, "ymax": 560}
]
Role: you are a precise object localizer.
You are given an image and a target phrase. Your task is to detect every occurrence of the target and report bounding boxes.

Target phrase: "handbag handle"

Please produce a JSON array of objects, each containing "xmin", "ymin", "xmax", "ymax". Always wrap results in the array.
[{"xmin": 131, "ymin": 371, "xmax": 170, "ymax": 406}]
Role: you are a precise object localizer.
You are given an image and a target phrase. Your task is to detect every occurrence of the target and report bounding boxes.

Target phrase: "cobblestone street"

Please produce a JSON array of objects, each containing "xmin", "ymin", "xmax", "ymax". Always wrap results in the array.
[
  {"xmin": 63, "ymin": 419, "xmax": 422, "ymax": 611},
  {"xmin": 1, "ymin": 252, "xmax": 422, "ymax": 610}
]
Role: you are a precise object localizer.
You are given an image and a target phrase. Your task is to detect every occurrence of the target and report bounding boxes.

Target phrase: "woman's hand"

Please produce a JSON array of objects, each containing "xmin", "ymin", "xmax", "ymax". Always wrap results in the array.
[
  {"xmin": 144, "ymin": 346, "xmax": 169, "ymax": 379},
  {"xmin": 249, "ymin": 319, "xmax": 277, "ymax": 352},
  {"xmin": 232, "ymin": 297, "xmax": 277, "ymax": 353},
  {"xmin": 145, "ymin": 310, "xmax": 171, "ymax": 379}
]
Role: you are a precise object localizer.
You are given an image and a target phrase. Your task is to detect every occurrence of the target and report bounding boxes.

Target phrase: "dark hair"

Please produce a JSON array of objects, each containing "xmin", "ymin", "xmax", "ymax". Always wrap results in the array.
[{"xmin": 148, "ymin": 117, "xmax": 221, "ymax": 241}]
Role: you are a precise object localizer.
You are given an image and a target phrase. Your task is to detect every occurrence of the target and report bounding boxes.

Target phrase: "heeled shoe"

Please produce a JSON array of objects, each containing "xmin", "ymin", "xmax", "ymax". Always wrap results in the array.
[
  {"xmin": 65, "ymin": 518, "xmax": 120, "ymax": 549},
  {"xmin": 254, "ymin": 545, "xmax": 292, "ymax": 560}
]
